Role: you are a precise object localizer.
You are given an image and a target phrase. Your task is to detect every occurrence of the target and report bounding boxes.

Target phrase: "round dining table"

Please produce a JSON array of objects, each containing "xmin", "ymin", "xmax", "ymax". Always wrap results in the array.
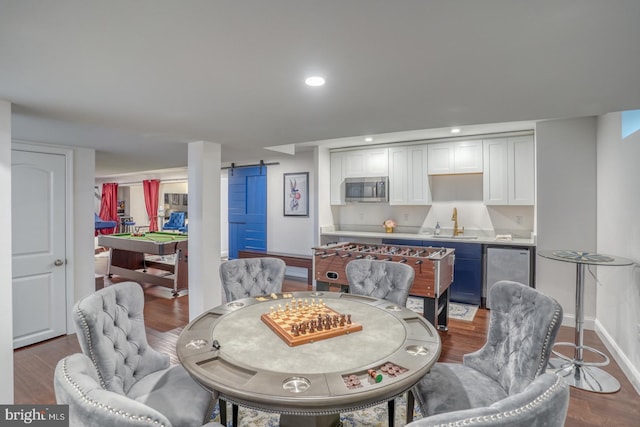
[{"xmin": 177, "ymin": 291, "xmax": 441, "ymax": 427}]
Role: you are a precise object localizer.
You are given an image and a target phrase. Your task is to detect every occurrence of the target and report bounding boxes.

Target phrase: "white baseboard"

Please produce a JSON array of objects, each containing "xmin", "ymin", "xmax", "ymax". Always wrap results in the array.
[
  {"xmin": 595, "ymin": 319, "xmax": 640, "ymax": 396},
  {"xmin": 562, "ymin": 313, "xmax": 595, "ymax": 330}
]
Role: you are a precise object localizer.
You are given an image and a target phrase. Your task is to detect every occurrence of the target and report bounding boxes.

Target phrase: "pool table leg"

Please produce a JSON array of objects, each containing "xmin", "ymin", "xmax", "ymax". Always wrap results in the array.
[{"xmin": 107, "ymin": 248, "xmax": 113, "ymax": 278}]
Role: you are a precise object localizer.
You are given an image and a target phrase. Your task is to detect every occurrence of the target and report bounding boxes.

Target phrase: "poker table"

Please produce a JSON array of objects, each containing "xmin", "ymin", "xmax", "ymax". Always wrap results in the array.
[
  {"xmin": 97, "ymin": 232, "xmax": 188, "ymax": 296},
  {"xmin": 177, "ymin": 291, "xmax": 441, "ymax": 427}
]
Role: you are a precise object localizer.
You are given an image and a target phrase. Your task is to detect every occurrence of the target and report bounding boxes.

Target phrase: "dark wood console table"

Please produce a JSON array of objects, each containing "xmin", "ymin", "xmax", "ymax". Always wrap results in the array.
[{"xmin": 238, "ymin": 249, "xmax": 313, "ymax": 287}]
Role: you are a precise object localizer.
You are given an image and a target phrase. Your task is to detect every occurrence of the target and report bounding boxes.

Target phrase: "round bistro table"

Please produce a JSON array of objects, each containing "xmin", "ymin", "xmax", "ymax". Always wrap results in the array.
[
  {"xmin": 538, "ymin": 250, "xmax": 633, "ymax": 393},
  {"xmin": 177, "ymin": 291, "xmax": 441, "ymax": 427}
]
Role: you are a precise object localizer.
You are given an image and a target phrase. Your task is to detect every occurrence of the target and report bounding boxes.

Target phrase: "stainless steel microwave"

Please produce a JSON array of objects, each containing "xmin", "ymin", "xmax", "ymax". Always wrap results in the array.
[{"xmin": 344, "ymin": 177, "xmax": 389, "ymax": 202}]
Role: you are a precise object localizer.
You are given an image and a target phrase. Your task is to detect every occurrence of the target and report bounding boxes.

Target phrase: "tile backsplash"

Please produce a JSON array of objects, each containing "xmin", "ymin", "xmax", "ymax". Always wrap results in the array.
[{"xmin": 331, "ymin": 202, "xmax": 534, "ymax": 238}]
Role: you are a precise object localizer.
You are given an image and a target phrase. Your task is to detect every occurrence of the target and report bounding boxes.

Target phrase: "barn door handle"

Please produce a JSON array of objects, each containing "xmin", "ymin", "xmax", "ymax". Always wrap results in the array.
[{"xmin": 54, "ymin": 259, "xmax": 64, "ymax": 266}]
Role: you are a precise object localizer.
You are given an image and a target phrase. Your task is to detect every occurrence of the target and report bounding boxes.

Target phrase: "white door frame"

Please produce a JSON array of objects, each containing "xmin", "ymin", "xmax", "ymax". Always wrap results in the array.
[{"xmin": 12, "ymin": 140, "xmax": 75, "ymax": 335}]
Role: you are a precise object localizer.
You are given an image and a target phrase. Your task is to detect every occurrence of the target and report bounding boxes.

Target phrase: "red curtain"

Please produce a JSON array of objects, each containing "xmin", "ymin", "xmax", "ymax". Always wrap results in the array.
[
  {"xmin": 143, "ymin": 179, "xmax": 160, "ymax": 231},
  {"xmin": 98, "ymin": 183, "xmax": 118, "ymax": 235}
]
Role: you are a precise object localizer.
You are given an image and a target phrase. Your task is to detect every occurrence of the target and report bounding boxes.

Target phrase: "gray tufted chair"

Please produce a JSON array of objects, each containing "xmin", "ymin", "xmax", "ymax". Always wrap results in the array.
[
  {"xmin": 219, "ymin": 257, "xmax": 286, "ymax": 302},
  {"xmin": 345, "ymin": 258, "xmax": 415, "ymax": 426},
  {"xmin": 55, "ymin": 353, "xmax": 223, "ymax": 427},
  {"xmin": 411, "ymin": 280, "xmax": 563, "ymax": 421},
  {"xmin": 218, "ymin": 257, "xmax": 286, "ymax": 424},
  {"xmin": 68, "ymin": 281, "xmax": 215, "ymax": 427},
  {"xmin": 406, "ymin": 373, "xmax": 569, "ymax": 427},
  {"xmin": 346, "ymin": 259, "xmax": 415, "ymax": 306}
]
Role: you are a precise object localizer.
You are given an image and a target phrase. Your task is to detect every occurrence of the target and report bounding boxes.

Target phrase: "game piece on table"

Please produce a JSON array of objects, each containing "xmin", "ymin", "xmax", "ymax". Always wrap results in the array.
[
  {"xmin": 347, "ymin": 314, "xmax": 352, "ymax": 324},
  {"xmin": 368, "ymin": 369, "xmax": 383, "ymax": 383}
]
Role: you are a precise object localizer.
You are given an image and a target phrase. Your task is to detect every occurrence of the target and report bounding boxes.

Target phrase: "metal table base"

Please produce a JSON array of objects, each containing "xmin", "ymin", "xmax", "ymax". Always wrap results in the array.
[
  {"xmin": 539, "ymin": 251, "xmax": 633, "ymax": 394},
  {"xmin": 548, "ymin": 357, "xmax": 620, "ymax": 393}
]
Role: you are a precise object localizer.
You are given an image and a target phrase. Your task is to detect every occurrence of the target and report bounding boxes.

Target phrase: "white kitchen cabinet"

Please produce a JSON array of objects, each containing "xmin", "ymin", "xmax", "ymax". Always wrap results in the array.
[
  {"xmin": 344, "ymin": 147, "xmax": 389, "ymax": 177},
  {"xmin": 389, "ymin": 145, "xmax": 431, "ymax": 205},
  {"xmin": 427, "ymin": 142, "xmax": 454, "ymax": 174},
  {"xmin": 508, "ymin": 135, "xmax": 535, "ymax": 205},
  {"xmin": 427, "ymin": 140, "xmax": 483, "ymax": 174},
  {"xmin": 330, "ymin": 151, "xmax": 346, "ymax": 205},
  {"xmin": 388, "ymin": 147, "xmax": 407, "ymax": 204},
  {"xmin": 454, "ymin": 140, "xmax": 483, "ymax": 173},
  {"xmin": 483, "ymin": 135, "xmax": 534, "ymax": 205}
]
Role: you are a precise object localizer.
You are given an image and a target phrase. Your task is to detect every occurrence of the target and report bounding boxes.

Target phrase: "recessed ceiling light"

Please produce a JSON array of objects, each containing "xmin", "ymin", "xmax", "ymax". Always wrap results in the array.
[
  {"xmin": 450, "ymin": 128, "xmax": 461, "ymax": 134},
  {"xmin": 365, "ymin": 137, "xmax": 373, "ymax": 142},
  {"xmin": 305, "ymin": 76, "xmax": 325, "ymax": 87}
]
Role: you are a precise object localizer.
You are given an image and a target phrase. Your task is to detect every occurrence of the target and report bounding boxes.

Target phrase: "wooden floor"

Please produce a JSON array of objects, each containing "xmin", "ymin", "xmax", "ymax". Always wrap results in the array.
[{"xmin": 14, "ymin": 276, "xmax": 640, "ymax": 426}]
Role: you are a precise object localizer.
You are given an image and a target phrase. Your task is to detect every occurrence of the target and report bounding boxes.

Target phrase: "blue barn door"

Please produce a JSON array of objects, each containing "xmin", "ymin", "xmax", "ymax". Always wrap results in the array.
[{"xmin": 228, "ymin": 166, "xmax": 267, "ymax": 259}]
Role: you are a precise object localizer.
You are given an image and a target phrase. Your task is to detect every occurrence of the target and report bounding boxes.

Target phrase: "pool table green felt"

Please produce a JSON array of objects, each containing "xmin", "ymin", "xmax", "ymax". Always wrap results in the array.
[
  {"xmin": 112, "ymin": 232, "xmax": 188, "ymax": 242},
  {"xmin": 98, "ymin": 232, "xmax": 188, "ymax": 256}
]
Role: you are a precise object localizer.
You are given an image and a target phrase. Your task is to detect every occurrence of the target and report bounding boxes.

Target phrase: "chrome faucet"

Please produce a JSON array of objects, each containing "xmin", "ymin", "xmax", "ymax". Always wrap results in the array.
[{"xmin": 452, "ymin": 207, "xmax": 464, "ymax": 236}]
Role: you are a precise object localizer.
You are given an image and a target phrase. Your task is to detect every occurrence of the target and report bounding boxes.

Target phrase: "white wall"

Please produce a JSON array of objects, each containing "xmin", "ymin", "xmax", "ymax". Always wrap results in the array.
[
  {"xmin": 72, "ymin": 148, "xmax": 98, "ymax": 303},
  {"xmin": 267, "ymin": 151, "xmax": 315, "ymax": 256},
  {"xmin": 128, "ymin": 183, "xmax": 146, "ymax": 228},
  {"xmin": 0, "ymin": 100, "xmax": 13, "ymax": 403},
  {"xmin": 595, "ymin": 111, "xmax": 640, "ymax": 393},
  {"xmin": 535, "ymin": 117, "xmax": 598, "ymax": 326}
]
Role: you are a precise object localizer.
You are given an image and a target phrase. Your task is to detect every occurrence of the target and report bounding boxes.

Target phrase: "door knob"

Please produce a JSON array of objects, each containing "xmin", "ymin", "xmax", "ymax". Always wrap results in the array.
[{"xmin": 54, "ymin": 259, "xmax": 64, "ymax": 266}]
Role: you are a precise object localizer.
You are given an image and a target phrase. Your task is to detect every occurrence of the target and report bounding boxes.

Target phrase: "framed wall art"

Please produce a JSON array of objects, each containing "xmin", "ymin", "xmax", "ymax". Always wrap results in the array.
[{"xmin": 283, "ymin": 172, "xmax": 309, "ymax": 217}]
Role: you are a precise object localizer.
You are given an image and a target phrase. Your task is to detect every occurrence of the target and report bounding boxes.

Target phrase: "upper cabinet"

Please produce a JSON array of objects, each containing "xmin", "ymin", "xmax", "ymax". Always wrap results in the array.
[
  {"xmin": 427, "ymin": 140, "xmax": 483, "ymax": 174},
  {"xmin": 344, "ymin": 147, "xmax": 389, "ymax": 177},
  {"xmin": 483, "ymin": 135, "xmax": 534, "ymax": 205},
  {"xmin": 330, "ymin": 151, "xmax": 346, "ymax": 205},
  {"xmin": 388, "ymin": 145, "xmax": 431, "ymax": 205}
]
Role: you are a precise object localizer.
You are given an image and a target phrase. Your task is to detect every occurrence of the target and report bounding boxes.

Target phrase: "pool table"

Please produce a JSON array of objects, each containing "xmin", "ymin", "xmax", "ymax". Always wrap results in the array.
[{"xmin": 98, "ymin": 232, "xmax": 188, "ymax": 296}]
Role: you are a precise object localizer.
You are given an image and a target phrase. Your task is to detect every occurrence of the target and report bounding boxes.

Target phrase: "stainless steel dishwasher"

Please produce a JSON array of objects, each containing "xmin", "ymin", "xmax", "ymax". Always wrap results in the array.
[{"xmin": 484, "ymin": 246, "xmax": 533, "ymax": 309}]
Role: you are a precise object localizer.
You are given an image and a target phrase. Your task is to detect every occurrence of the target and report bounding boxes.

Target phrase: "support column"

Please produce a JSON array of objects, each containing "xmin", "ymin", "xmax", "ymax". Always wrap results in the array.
[
  {"xmin": 0, "ymin": 99, "xmax": 13, "ymax": 403},
  {"xmin": 188, "ymin": 141, "xmax": 223, "ymax": 319}
]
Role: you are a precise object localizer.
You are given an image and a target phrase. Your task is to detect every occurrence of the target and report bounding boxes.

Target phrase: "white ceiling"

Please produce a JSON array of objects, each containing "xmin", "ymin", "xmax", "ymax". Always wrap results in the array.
[{"xmin": 2, "ymin": 1, "xmax": 640, "ymax": 177}]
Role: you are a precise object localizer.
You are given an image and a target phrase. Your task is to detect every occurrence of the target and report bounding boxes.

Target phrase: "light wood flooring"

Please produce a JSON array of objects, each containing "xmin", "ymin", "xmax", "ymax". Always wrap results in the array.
[{"xmin": 14, "ymin": 274, "xmax": 640, "ymax": 426}]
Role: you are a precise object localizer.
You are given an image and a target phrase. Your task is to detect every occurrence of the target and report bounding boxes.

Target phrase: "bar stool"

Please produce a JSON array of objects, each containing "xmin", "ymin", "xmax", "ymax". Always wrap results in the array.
[{"xmin": 538, "ymin": 249, "xmax": 633, "ymax": 393}]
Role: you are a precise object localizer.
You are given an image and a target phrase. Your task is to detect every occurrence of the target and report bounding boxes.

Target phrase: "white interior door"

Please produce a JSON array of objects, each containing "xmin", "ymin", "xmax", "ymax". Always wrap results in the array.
[{"xmin": 11, "ymin": 150, "xmax": 67, "ymax": 348}]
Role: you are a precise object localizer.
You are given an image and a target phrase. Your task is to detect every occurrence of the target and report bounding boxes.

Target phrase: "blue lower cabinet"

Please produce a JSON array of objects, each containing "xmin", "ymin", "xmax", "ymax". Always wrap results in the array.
[
  {"xmin": 423, "ymin": 240, "xmax": 482, "ymax": 306},
  {"xmin": 381, "ymin": 239, "xmax": 422, "ymax": 246},
  {"xmin": 448, "ymin": 257, "xmax": 482, "ymax": 305}
]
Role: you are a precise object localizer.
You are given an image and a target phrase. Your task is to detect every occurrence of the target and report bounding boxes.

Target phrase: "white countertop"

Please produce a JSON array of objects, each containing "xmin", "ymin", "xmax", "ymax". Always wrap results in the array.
[{"xmin": 321, "ymin": 229, "xmax": 535, "ymax": 247}]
